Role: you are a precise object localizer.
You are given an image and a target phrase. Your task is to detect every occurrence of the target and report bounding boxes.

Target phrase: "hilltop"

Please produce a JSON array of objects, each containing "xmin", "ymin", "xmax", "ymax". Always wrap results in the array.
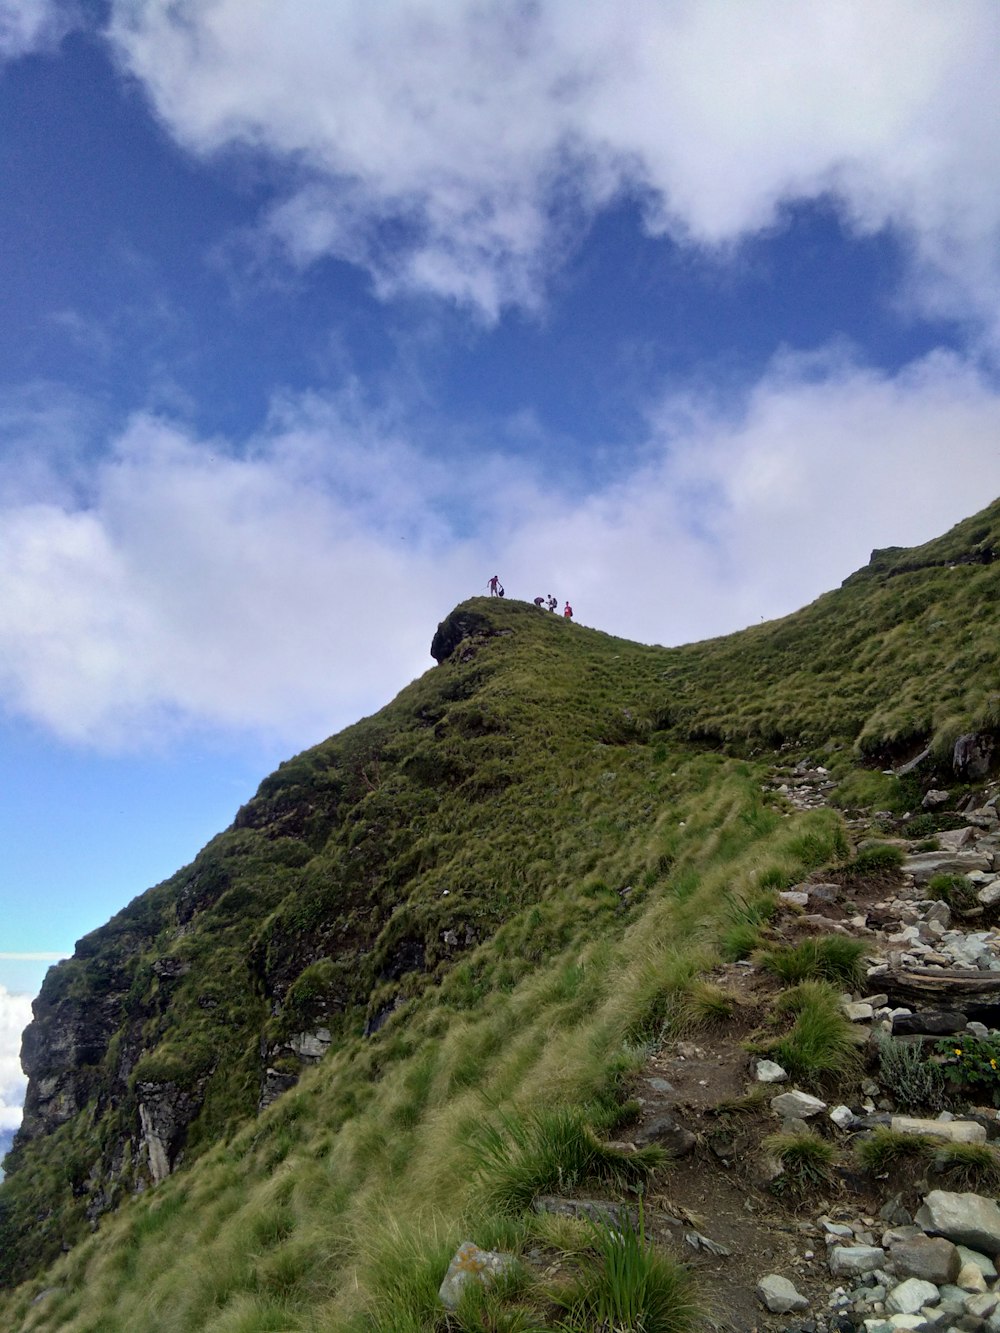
[{"xmin": 0, "ymin": 498, "xmax": 998, "ymax": 1332}]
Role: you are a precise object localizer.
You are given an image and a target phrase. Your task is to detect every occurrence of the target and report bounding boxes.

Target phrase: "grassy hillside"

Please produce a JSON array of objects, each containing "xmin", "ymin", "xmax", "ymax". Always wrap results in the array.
[{"xmin": 0, "ymin": 499, "xmax": 997, "ymax": 1332}]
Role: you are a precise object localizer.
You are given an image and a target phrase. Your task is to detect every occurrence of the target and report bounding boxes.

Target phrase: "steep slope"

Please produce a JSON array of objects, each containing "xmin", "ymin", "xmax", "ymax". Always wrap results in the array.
[{"xmin": 0, "ymin": 498, "xmax": 997, "ymax": 1329}]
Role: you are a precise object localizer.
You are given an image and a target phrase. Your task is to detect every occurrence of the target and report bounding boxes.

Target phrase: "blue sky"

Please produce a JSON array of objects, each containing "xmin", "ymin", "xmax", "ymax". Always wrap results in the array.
[{"xmin": 3, "ymin": 0, "xmax": 1000, "ymax": 1128}]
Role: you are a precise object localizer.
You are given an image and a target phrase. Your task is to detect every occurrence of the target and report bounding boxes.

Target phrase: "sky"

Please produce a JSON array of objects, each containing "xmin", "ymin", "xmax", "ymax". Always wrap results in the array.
[{"xmin": 2, "ymin": 0, "xmax": 1000, "ymax": 1132}]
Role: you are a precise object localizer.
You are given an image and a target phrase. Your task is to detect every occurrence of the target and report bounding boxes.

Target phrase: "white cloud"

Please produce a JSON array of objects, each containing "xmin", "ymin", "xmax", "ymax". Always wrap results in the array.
[
  {"xmin": 107, "ymin": 1, "xmax": 1000, "ymax": 336},
  {"xmin": 0, "ymin": 352, "xmax": 998, "ymax": 751},
  {"xmin": 0, "ymin": 985, "xmax": 31, "ymax": 1132},
  {"xmin": 0, "ymin": 0, "xmax": 76, "ymax": 59}
]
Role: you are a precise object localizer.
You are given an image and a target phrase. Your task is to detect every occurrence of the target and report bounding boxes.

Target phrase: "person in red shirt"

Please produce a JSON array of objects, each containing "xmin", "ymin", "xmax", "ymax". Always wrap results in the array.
[
  {"xmin": 563, "ymin": 602, "xmax": 573, "ymax": 619},
  {"xmin": 488, "ymin": 574, "xmax": 499, "ymax": 596}
]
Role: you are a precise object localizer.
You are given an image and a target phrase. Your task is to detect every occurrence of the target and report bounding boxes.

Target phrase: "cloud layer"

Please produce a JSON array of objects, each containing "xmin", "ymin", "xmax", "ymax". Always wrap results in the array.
[
  {"xmin": 0, "ymin": 985, "xmax": 31, "ymax": 1132},
  {"xmin": 108, "ymin": 1, "xmax": 1000, "ymax": 335},
  {"xmin": 1, "ymin": 351, "xmax": 999, "ymax": 751}
]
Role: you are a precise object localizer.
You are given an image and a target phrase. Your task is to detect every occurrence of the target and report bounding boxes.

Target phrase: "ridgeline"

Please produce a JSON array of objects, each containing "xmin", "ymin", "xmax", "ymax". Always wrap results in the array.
[{"xmin": 1, "ymin": 498, "xmax": 998, "ymax": 1332}]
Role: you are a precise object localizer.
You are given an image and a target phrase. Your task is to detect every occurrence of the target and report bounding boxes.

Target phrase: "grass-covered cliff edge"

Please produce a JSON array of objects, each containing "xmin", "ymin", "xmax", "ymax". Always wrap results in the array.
[{"xmin": 0, "ymin": 498, "xmax": 997, "ymax": 1332}]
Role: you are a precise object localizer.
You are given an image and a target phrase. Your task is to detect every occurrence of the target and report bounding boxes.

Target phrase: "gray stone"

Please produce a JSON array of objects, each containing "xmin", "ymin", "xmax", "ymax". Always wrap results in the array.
[
  {"xmin": 845, "ymin": 1002, "xmax": 876, "ymax": 1022},
  {"xmin": 891, "ymin": 1117, "xmax": 987, "ymax": 1145},
  {"xmin": 923, "ymin": 791, "xmax": 952, "ymax": 810},
  {"xmin": 780, "ymin": 891, "xmax": 811, "ymax": 908},
  {"xmin": 772, "ymin": 1090, "xmax": 828, "ymax": 1118},
  {"xmin": 831, "ymin": 1104, "xmax": 857, "ymax": 1129},
  {"xmin": 937, "ymin": 828, "xmax": 976, "ymax": 853},
  {"xmin": 757, "ymin": 1274, "xmax": 810, "ymax": 1313},
  {"xmin": 916, "ymin": 1193, "xmax": 1000, "ymax": 1256},
  {"xmin": 890, "ymin": 1236, "xmax": 961, "ymax": 1285},
  {"xmin": 955, "ymin": 1263, "xmax": 988, "ymax": 1293},
  {"xmin": 978, "ymin": 882, "xmax": 1000, "ymax": 909},
  {"xmin": 955, "ymin": 1248, "xmax": 997, "ymax": 1281},
  {"xmin": 632, "ymin": 1114, "xmax": 696, "ymax": 1155},
  {"xmin": 438, "ymin": 1242, "xmax": 515, "ymax": 1310},
  {"xmin": 831, "ymin": 1247, "xmax": 890, "ymax": 1277},
  {"xmin": 756, "ymin": 1059, "xmax": 789, "ymax": 1083},
  {"xmin": 904, "ymin": 854, "xmax": 993, "ymax": 885},
  {"xmin": 964, "ymin": 1293, "xmax": 998, "ymax": 1319},
  {"xmin": 887, "ymin": 1280, "xmax": 942, "ymax": 1315}
]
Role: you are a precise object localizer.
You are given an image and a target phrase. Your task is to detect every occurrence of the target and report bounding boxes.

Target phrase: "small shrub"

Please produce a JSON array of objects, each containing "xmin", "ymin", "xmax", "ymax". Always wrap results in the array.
[
  {"xmin": 553, "ymin": 1204, "xmax": 699, "ymax": 1333},
  {"xmin": 927, "ymin": 873, "xmax": 978, "ymax": 913},
  {"xmin": 473, "ymin": 1107, "xmax": 665, "ymax": 1215},
  {"xmin": 935, "ymin": 1036, "xmax": 1000, "ymax": 1107},
  {"xmin": 756, "ymin": 936, "xmax": 868, "ymax": 989},
  {"xmin": 876, "ymin": 1036, "xmax": 946, "ymax": 1113},
  {"xmin": 855, "ymin": 1126, "xmax": 935, "ymax": 1177},
  {"xmin": 932, "ymin": 1142, "xmax": 1000, "ymax": 1194},
  {"xmin": 763, "ymin": 1131, "xmax": 836, "ymax": 1196}
]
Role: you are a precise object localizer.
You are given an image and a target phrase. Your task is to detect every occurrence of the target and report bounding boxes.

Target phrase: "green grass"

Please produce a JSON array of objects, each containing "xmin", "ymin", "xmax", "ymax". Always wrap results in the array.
[
  {"xmin": 552, "ymin": 1205, "xmax": 699, "ymax": 1333},
  {"xmin": 3, "ymin": 497, "xmax": 1000, "ymax": 1330},
  {"xmin": 767, "ymin": 981, "xmax": 863, "ymax": 1088},
  {"xmin": 762, "ymin": 1130, "xmax": 836, "ymax": 1196},
  {"xmin": 928, "ymin": 872, "xmax": 978, "ymax": 912},
  {"xmin": 855, "ymin": 1126, "xmax": 936, "ymax": 1177},
  {"xmin": 931, "ymin": 1142, "xmax": 1000, "ymax": 1193},
  {"xmin": 756, "ymin": 936, "xmax": 869, "ymax": 988}
]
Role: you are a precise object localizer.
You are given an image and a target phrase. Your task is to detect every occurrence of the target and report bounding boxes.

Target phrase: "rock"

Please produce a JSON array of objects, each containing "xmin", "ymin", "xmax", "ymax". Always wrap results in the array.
[
  {"xmin": 758, "ymin": 1274, "xmax": 810, "ymax": 1313},
  {"xmin": 831, "ymin": 1247, "xmax": 890, "ymax": 1277},
  {"xmin": 923, "ymin": 791, "xmax": 952, "ymax": 810},
  {"xmin": 956, "ymin": 1262, "xmax": 988, "ymax": 1293},
  {"xmin": 890, "ymin": 1237, "xmax": 961, "ymax": 1285},
  {"xmin": 953, "ymin": 733, "xmax": 997, "ymax": 782},
  {"xmin": 916, "ymin": 1192, "xmax": 1000, "ymax": 1256},
  {"xmin": 890, "ymin": 1118, "xmax": 987, "ymax": 1145},
  {"xmin": 756, "ymin": 1059, "xmax": 789, "ymax": 1083},
  {"xmin": 937, "ymin": 828, "xmax": 976, "ymax": 852},
  {"xmin": 978, "ymin": 882, "xmax": 1000, "ymax": 909},
  {"xmin": 772, "ymin": 1090, "xmax": 828, "ymax": 1118},
  {"xmin": 887, "ymin": 1280, "xmax": 941, "ymax": 1316},
  {"xmin": 631, "ymin": 1114, "xmax": 696, "ymax": 1156},
  {"xmin": 892, "ymin": 1012, "xmax": 966, "ymax": 1037},
  {"xmin": 845, "ymin": 1002, "xmax": 876, "ymax": 1022},
  {"xmin": 965, "ymin": 1291, "xmax": 999, "ymax": 1319},
  {"xmin": 438, "ymin": 1242, "xmax": 515, "ymax": 1310},
  {"xmin": 903, "ymin": 854, "xmax": 993, "ymax": 885},
  {"xmin": 831, "ymin": 1105, "xmax": 857, "ymax": 1129},
  {"xmin": 780, "ymin": 891, "xmax": 811, "ymax": 908},
  {"xmin": 955, "ymin": 1248, "xmax": 997, "ymax": 1281}
]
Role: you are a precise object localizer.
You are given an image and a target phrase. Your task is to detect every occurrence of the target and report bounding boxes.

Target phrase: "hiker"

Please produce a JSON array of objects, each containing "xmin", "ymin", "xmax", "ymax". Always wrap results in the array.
[
  {"xmin": 563, "ymin": 602, "xmax": 573, "ymax": 619},
  {"xmin": 533, "ymin": 595, "xmax": 545, "ymax": 608},
  {"xmin": 488, "ymin": 574, "xmax": 500, "ymax": 596},
  {"xmin": 546, "ymin": 594, "xmax": 556, "ymax": 612}
]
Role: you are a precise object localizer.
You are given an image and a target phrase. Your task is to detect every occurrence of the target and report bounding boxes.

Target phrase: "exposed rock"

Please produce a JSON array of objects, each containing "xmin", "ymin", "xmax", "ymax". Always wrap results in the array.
[
  {"xmin": 890, "ymin": 1117, "xmax": 987, "ymax": 1145},
  {"xmin": 916, "ymin": 1192, "xmax": 1000, "ymax": 1256},
  {"xmin": 954, "ymin": 734, "xmax": 998, "ymax": 782},
  {"xmin": 903, "ymin": 854, "xmax": 993, "ymax": 885},
  {"xmin": 758, "ymin": 1274, "xmax": 810, "ymax": 1313},
  {"xmin": 889, "ymin": 1236, "xmax": 961, "ymax": 1285},
  {"xmin": 923, "ymin": 791, "xmax": 952, "ymax": 810},
  {"xmin": 772, "ymin": 1090, "xmax": 827, "ymax": 1118},
  {"xmin": 886, "ymin": 1278, "xmax": 941, "ymax": 1315},
  {"xmin": 631, "ymin": 1114, "xmax": 696, "ymax": 1156},
  {"xmin": 756, "ymin": 1059, "xmax": 788, "ymax": 1083},
  {"xmin": 956, "ymin": 1262, "xmax": 989, "ymax": 1293},
  {"xmin": 830, "ymin": 1247, "xmax": 888, "ymax": 1277},
  {"xmin": 438, "ymin": 1242, "xmax": 515, "ymax": 1310},
  {"xmin": 892, "ymin": 1011, "xmax": 966, "ymax": 1037},
  {"xmin": 955, "ymin": 1247, "xmax": 998, "ymax": 1281}
]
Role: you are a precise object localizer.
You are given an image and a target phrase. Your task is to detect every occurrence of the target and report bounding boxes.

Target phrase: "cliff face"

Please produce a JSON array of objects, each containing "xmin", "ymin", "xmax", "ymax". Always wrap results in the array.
[{"xmin": 3, "ymin": 498, "xmax": 1000, "ymax": 1290}]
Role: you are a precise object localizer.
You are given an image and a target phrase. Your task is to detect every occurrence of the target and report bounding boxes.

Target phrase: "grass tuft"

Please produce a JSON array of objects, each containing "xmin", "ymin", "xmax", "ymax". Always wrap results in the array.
[
  {"xmin": 932, "ymin": 1142, "xmax": 1000, "ymax": 1193},
  {"xmin": 762, "ymin": 1130, "xmax": 836, "ymax": 1196},
  {"xmin": 768, "ymin": 981, "xmax": 862, "ymax": 1088},
  {"xmin": 553, "ymin": 1204, "xmax": 699, "ymax": 1333},
  {"xmin": 855, "ymin": 1126, "xmax": 936, "ymax": 1177},
  {"xmin": 756, "ymin": 935, "xmax": 868, "ymax": 988}
]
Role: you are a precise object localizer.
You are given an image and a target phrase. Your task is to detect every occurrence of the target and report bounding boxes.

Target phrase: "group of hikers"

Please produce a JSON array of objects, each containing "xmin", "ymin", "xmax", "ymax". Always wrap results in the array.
[{"xmin": 487, "ymin": 574, "xmax": 572, "ymax": 620}]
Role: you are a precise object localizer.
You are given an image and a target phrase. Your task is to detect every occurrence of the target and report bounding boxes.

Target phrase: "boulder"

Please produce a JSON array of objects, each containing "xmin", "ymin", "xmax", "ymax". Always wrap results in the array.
[
  {"xmin": 916, "ymin": 1192, "xmax": 1000, "ymax": 1256},
  {"xmin": 755, "ymin": 1059, "xmax": 788, "ymax": 1083},
  {"xmin": 953, "ymin": 733, "xmax": 997, "ymax": 782},
  {"xmin": 890, "ymin": 1117, "xmax": 987, "ymax": 1145},
  {"xmin": 830, "ymin": 1246, "xmax": 888, "ymax": 1277},
  {"xmin": 757, "ymin": 1274, "xmax": 809, "ymax": 1313},
  {"xmin": 438, "ymin": 1242, "xmax": 515, "ymax": 1310},
  {"xmin": 903, "ymin": 854, "xmax": 993, "ymax": 885},
  {"xmin": 886, "ymin": 1278, "xmax": 941, "ymax": 1315},
  {"xmin": 771, "ymin": 1090, "xmax": 827, "ymax": 1118},
  {"xmin": 631, "ymin": 1114, "xmax": 696, "ymax": 1156},
  {"xmin": 889, "ymin": 1236, "xmax": 961, "ymax": 1285}
]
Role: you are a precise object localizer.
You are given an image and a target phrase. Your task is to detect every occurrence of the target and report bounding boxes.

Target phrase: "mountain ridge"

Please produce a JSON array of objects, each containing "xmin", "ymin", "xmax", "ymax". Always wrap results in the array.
[{"xmin": 1, "ymin": 497, "xmax": 998, "ymax": 1327}]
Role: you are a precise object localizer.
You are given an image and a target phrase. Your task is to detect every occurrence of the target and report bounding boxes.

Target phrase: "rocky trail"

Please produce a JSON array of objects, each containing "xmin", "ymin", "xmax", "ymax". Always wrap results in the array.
[{"xmin": 532, "ymin": 764, "xmax": 1000, "ymax": 1333}]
